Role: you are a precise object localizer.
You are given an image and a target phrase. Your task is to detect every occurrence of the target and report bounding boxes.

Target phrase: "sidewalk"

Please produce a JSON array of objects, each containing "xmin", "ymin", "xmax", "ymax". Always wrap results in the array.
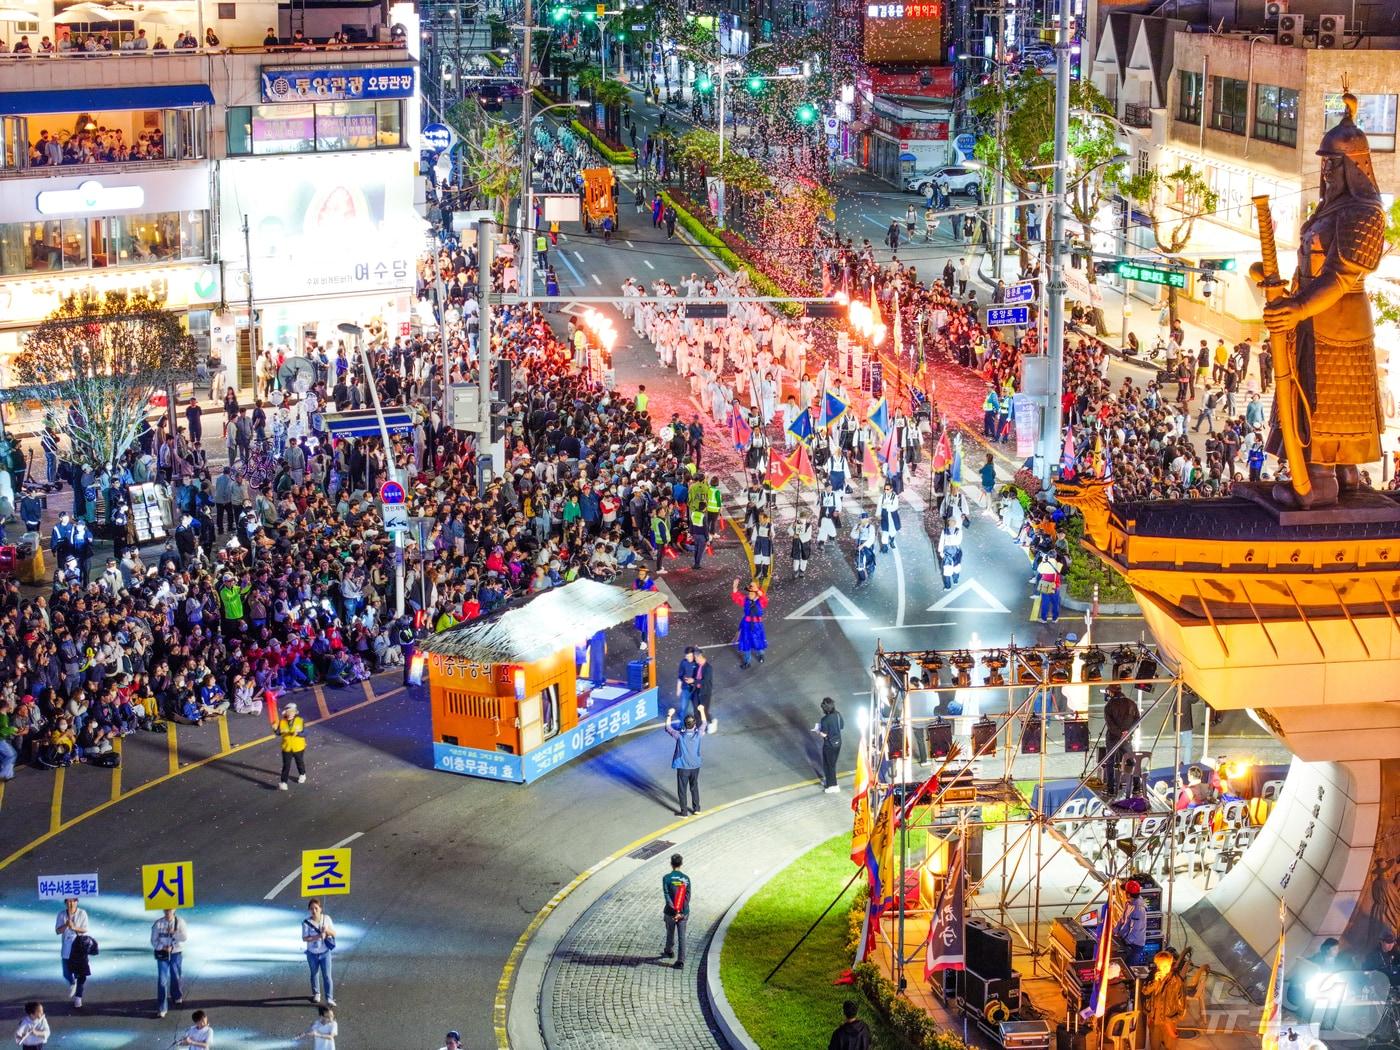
[{"xmin": 513, "ymin": 786, "xmax": 849, "ymax": 1050}]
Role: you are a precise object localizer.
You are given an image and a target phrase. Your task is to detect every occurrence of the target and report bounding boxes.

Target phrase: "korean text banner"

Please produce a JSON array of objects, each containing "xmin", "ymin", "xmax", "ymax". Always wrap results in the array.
[{"xmin": 261, "ymin": 66, "xmax": 417, "ymax": 104}]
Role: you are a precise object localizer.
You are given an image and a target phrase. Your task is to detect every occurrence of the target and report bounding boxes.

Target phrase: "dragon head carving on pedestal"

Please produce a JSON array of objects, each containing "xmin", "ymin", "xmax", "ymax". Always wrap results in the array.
[{"xmin": 1054, "ymin": 475, "xmax": 1114, "ymax": 551}]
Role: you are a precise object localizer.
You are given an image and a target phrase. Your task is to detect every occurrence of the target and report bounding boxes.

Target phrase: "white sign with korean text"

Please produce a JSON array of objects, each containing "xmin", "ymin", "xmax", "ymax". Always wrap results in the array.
[{"xmin": 38, "ymin": 873, "xmax": 99, "ymax": 900}]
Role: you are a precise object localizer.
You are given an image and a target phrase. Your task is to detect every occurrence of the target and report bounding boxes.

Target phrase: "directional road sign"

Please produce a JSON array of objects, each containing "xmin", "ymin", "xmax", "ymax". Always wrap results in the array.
[
  {"xmin": 1116, "ymin": 260, "xmax": 1186, "ymax": 288},
  {"xmin": 1004, "ymin": 281, "xmax": 1035, "ymax": 304},
  {"xmin": 985, "ymin": 305, "xmax": 1031, "ymax": 327}
]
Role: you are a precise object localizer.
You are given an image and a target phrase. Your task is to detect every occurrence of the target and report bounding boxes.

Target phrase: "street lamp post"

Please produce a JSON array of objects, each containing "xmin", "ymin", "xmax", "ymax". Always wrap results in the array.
[
  {"xmin": 338, "ymin": 322, "xmax": 406, "ymax": 618},
  {"xmin": 1039, "ymin": 19, "xmax": 1071, "ymax": 488}
]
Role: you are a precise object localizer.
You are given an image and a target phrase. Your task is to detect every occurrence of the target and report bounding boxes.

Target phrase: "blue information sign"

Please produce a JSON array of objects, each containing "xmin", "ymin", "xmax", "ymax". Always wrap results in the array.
[
  {"xmin": 1004, "ymin": 282, "xmax": 1035, "ymax": 304},
  {"xmin": 261, "ymin": 65, "xmax": 417, "ymax": 103},
  {"xmin": 422, "ymin": 122, "xmax": 454, "ymax": 152},
  {"xmin": 986, "ymin": 305, "xmax": 1031, "ymax": 327}
]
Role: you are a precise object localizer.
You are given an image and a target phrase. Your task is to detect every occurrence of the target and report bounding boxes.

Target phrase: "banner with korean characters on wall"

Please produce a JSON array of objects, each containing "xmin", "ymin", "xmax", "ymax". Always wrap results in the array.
[{"xmin": 260, "ymin": 66, "xmax": 417, "ymax": 104}]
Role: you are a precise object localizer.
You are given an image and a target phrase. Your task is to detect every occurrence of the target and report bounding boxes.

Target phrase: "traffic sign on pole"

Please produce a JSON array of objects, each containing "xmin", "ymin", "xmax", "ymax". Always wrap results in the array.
[
  {"xmin": 1116, "ymin": 261, "xmax": 1186, "ymax": 288},
  {"xmin": 422, "ymin": 122, "xmax": 456, "ymax": 152},
  {"xmin": 985, "ymin": 305, "xmax": 1031, "ymax": 327},
  {"xmin": 1004, "ymin": 281, "xmax": 1035, "ymax": 304},
  {"xmin": 380, "ymin": 480, "xmax": 406, "ymax": 505}
]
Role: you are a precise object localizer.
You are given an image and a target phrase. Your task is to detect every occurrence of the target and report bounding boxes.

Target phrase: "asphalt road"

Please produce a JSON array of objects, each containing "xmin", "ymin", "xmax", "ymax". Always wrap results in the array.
[{"xmin": 0, "ymin": 200, "xmax": 1272, "ymax": 1050}]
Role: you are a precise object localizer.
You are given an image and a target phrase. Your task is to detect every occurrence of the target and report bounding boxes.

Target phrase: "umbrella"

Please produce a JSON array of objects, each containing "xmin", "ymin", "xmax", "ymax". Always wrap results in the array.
[
  {"xmin": 103, "ymin": 1, "xmax": 195, "ymax": 24},
  {"xmin": 53, "ymin": 3, "xmax": 116, "ymax": 20},
  {"xmin": 0, "ymin": 6, "xmax": 41, "ymax": 17}
]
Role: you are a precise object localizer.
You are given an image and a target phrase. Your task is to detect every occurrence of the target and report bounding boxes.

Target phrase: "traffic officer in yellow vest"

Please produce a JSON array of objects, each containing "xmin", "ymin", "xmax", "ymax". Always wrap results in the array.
[{"xmin": 277, "ymin": 702, "xmax": 307, "ymax": 790}]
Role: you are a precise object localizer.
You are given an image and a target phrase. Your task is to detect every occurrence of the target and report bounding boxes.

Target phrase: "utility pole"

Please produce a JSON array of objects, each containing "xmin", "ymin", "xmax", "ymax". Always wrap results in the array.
[
  {"xmin": 991, "ymin": 0, "xmax": 1007, "ymax": 281},
  {"xmin": 518, "ymin": 0, "xmax": 535, "ymax": 293},
  {"xmin": 242, "ymin": 214, "xmax": 256, "ymax": 389},
  {"xmin": 477, "ymin": 216, "xmax": 503, "ymax": 478},
  {"xmin": 1039, "ymin": 16, "xmax": 1070, "ymax": 487},
  {"xmin": 716, "ymin": 49, "xmax": 729, "ymax": 230}
]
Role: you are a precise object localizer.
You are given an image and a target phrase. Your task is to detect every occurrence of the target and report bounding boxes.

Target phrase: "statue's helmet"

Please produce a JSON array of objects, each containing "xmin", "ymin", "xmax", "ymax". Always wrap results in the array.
[{"xmin": 1317, "ymin": 91, "xmax": 1378, "ymax": 185}]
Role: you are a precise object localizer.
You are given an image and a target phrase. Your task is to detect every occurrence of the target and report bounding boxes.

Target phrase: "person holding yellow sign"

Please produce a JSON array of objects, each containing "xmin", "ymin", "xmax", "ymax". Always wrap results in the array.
[{"xmin": 277, "ymin": 702, "xmax": 307, "ymax": 791}]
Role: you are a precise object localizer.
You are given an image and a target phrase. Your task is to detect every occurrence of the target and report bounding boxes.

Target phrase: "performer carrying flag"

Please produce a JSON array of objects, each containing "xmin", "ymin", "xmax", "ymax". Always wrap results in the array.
[
  {"xmin": 790, "ymin": 443, "xmax": 818, "ymax": 485},
  {"xmin": 727, "ymin": 400, "xmax": 753, "ymax": 452},
  {"xmin": 867, "ymin": 396, "xmax": 891, "ymax": 438},
  {"xmin": 787, "ymin": 407, "xmax": 815, "ymax": 446},
  {"xmin": 820, "ymin": 388, "xmax": 849, "ymax": 430}
]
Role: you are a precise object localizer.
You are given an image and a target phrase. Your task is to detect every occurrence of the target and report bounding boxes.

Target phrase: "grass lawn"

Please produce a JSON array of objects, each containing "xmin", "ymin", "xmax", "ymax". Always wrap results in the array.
[{"xmin": 720, "ymin": 834, "xmax": 902, "ymax": 1050}]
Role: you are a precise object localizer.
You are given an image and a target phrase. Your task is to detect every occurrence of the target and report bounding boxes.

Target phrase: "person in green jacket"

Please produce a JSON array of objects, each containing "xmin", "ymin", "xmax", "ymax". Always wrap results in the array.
[
  {"xmin": 705, "ymin": 475, "xmax": 723, "ymax": 536},
  {"xmin": 687, "ymin": 481, "xmax": 710, "ymax": 569},
  {"xmin": 218, "ymin": 574, "xmax": 251, "ymax": 636}
]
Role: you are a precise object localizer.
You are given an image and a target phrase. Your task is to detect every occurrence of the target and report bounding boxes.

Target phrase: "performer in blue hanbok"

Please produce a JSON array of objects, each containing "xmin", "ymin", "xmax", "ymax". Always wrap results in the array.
[
  {"xmin": 730, "ymin": 576, "xmax": 768, "ymax": 669},
  {"xmin": 633, "ymin": 565, "xmax": 658, "ymax": 648}
]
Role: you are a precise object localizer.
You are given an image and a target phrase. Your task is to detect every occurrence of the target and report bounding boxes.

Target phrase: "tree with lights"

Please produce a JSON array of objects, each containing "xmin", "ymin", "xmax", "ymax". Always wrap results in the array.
[
  {"xmin": 4, "ymin": 290, "xmax": 196, "ymax": 474},
  {"xmin": 448, "ymin": 99, "xmax": 521, "ymax": 221},
  {"xmin": 1119, "ymin": 164, "xmax": 1218, "ymax": 323}
]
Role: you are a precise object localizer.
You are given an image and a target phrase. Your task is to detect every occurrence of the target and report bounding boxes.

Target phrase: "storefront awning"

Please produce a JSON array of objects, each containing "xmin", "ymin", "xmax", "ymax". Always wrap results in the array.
[{"xmin": 0, "ymin": 84, "xmax": 215, "ymax": 116}]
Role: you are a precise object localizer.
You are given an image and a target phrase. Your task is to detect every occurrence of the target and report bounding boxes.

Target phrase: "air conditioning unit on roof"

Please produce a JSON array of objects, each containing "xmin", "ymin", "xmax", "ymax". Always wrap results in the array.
[
  {"xmin": 1317, "ymin": 13, "xmax": 1346, "ymax": 48},
  {"xmin": 1276, "ymin": 13, "xmax": 1304, "ymax": 45},
  {"xmin": 1264, "ymin": 0, "xmax": 1287, "ymax": 18}
]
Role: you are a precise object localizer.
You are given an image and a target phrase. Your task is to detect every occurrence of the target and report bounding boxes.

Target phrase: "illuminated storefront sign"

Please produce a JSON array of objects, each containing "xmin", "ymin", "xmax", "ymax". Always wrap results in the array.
[
  {"xmin": 36, "ymin": 180, "xmax": 145, "ymax": 216},
  {"xmin": 260, "ymin": 65, "xmax": 417, "ymax": 104},
  {"xmin": 865, "ymin": 2, "xmax": 940, "ymax": 16},
  {"xmin": 0, "ymin": 263, "xmax": 220, "ymax": 327}
]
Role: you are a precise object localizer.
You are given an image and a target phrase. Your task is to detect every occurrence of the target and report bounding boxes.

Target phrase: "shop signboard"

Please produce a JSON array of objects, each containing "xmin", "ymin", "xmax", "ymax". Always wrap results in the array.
[
  {"xmin": 261, "ymin": 65, "xmax": 417, "ymax": 104},
  {"xmin": 868, "ymin": 67, "xmax": 955, "ymax": 99},
  {"xmin": 0, "ymin": 264, "xmax": 221, "ymax": 329}
]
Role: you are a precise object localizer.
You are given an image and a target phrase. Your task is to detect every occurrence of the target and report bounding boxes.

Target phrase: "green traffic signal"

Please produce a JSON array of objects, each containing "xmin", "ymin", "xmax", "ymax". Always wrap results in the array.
[
  {"xmin": 696, "ymin": 73, "xmax": 714, "ymax": 93},
  {"xmin": 550, "ymin": 6, "xmax": 570, "ymax": 21},
  {"xmin": 795, "ymin": 102, "xmax": 818, "ymax": 124},
  {"xmin": 745, "ymin": 74, "xmax": 765, "ymax": 94}
]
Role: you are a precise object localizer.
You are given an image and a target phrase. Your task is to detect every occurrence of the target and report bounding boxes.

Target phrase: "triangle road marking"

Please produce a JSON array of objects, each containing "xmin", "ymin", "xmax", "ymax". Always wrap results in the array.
[
  {"xmin": 786, "ymin": 586, "xmax": 869, "ymax": 621},
  {"xmin": 928, "ymin": 578, "xmax": 1011, "ymax": 615}
]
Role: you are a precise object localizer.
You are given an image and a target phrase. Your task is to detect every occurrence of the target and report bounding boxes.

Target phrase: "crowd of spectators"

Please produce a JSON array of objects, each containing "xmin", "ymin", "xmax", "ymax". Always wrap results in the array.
[
  {"xmin": 0, "ymin": 189, "xmax": 708, "ymax": 782},
  {"xmin": 28, "ymin": 124, "xmax": 167, "ymax": 167}
]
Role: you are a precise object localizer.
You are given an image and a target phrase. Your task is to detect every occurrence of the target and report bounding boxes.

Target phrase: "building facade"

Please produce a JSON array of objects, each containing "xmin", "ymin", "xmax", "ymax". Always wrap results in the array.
[{"xmin": 0, "ymin": 4, "xmax": 423, "ymax": 401}]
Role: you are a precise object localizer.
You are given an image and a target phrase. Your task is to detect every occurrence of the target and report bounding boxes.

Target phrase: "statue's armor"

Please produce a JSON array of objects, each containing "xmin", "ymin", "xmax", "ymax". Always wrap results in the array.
[{"xmin": 1270, "ymin": 200, "xmax": 1385, "ymax": 466}]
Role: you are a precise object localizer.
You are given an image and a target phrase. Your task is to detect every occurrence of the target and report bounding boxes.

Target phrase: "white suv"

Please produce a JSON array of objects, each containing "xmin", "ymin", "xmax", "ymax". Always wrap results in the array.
[{"xmin": 906, "ymin": 166, "xmax": 983, "ymax": 201}]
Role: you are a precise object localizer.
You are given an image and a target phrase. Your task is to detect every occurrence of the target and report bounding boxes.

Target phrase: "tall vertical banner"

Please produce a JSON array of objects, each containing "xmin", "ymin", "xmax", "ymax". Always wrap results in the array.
[
  {"xmin": 1012, "ymin": 394, "xmax": 1039, "ymax": 458},
  {"xmin": 1259, "ymin": 900, "xmax": 1287, "ymax": 1044},
  {"xmin": 923, "ymin": 834, "xmax": 965, "ymax": 979}
]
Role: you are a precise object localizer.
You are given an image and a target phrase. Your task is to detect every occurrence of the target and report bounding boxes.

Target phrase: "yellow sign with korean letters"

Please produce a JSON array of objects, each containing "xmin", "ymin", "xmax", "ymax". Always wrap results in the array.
[
  {"xmin": 141, "ymin": 862, "xmax": 195, "ymax": 910},
  {"xmin": 301, "ymin": 848, "xmax": 352, "ymax": 897}
]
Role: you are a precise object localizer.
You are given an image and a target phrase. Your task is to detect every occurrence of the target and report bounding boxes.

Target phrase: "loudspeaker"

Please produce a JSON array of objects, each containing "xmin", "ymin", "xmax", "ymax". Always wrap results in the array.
[
  {"xmin": 966, "ymin": 917, "xmax": 1013, "ymax": 978},
  {"xmin": 495, "ymin": 358, "xmax": 512, "ymax": 402},
  {"xmin": 1063, "ymin": 719, "xmax": 1089, "ymax": 753},
  {"xmin": 888, "ymin": 721, "xmax": 906, "ymax": 759},
  {"xmin": 1021, "ymin": 716, "xmax": 1043, "ymax": 754},
  {"xmin": 963, "ymin": 969, "xmax": 1021, "ymax": 1013},
  {"xmin": 926, "ymin": 719, "xmax": 953, "ymax": 758},
  {"xmin": 972, "ymin": 716, "xmax": 998, "ymax": 757}
]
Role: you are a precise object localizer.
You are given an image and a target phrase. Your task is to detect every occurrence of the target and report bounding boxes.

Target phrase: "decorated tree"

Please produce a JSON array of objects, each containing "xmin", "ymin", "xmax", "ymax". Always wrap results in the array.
[
  {"xmin": 449, "ymin": 99, "xmax": 521, "ymax": 220},
  {"xmin": 5, "ymin": 290, "xmax": 196, "ymax": 473},
  {"xmin": 1120, "ymin": 164, "xmax": 1218, "ymax": 321}
]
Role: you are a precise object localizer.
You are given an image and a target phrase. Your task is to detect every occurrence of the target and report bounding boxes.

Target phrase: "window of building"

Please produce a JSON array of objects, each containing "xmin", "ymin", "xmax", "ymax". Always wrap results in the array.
[
  {"xmin": 0, "ymin": 107, "xmax": 207, "ymax": 171},
  {"xmin": 1210, "ymin": 76, "xmax": 1248, "ymax": 134},
  {"xmin": 1177, "ymin": 70, "xmax": 1202, "ymax": 124},
  {"xmin": 0, "ymin": 210, "xmax": 210, "ymax": 276},
  {"xmin": 1254, "ymin": 85, "xmax": 1299, "ymax": 146},
  {"xmin": 216, "ymin": 3, "xmax": 235, "ymax": 17},
  {"xmin": 227, "ymin": 101, "xmax": 405, "ymax": 156},
  {"xmin": 1136, "ymin": 148, "xmax": 1150, "ymax": 179},
  {"xmin": 1323, "ymin": 92, "xmax": 1397, "ymax": 152}
]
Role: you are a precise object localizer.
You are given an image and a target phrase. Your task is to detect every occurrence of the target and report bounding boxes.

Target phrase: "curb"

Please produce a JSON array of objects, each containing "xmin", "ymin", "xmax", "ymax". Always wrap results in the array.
[
  {"xmin": 1062, "ymin": 594, "xmax": 1140, "ymax": 616},
  {"xmin": 502, "ymin": 779, "xmax": 823, "ymax": 1050},
  {"xmin": 702, "ymin": 819, "xmax": 862, "ymax": 1050}
]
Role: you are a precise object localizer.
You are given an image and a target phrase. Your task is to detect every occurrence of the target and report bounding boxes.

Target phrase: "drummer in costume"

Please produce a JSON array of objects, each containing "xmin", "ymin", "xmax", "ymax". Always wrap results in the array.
[{"xmin": 731, "ymin": 577, "xmax": 768, "ymax": 669}]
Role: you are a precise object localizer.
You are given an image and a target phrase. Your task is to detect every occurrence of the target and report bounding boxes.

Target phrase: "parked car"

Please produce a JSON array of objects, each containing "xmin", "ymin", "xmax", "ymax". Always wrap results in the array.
[{"xmin": 906, "ymin": 166, "xmax": 983, "ymax": 201}]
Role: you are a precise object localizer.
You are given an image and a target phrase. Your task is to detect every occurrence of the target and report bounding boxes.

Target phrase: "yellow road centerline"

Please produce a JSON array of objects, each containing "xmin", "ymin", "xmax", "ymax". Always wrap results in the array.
[
  {"xmin": 167, "ymin": 721, "xmax": 179, "ymax": 775},
  {"xmin": 49, "ymin": 765, "xmax": 64, "ymax": 833},
  {"xmin": 110, "ymin": 737, "xmax": 122, "ymax": 801},
  {"xmin": 0, "ymin": 685, "xmax": 404, "ymax": 873},
  {"xmin": 314, "ymin": 686, "xmax": 330, "ymax": 720},
  {"xmin": 217, "ymin": 715, "xmax": 231, "ymax": 755}
]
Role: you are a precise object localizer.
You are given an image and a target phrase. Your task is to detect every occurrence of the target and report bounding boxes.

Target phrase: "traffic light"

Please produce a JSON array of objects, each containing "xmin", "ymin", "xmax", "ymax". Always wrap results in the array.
[
  {"xmin": 550, "ymin": 5, "xmax": 570, "ymax": 21},
  {"xmin": 794, "ymin": 102, "xmax": 818, "ymax": 124},
  {"xmin": 489, "ymin": 401, "xmax": 508, "ymax": 443},
  {"xmin": 582, "ymin": 8, "xmax": 595, "ymax": 20},
  {"xmin": 745, "ymin": 74, "xmax": 765, "ymax": 94},
  {"xmin": 695, "ymin": 72, "xmax": 714, "ymax": 93},
  {"xmin": 1198, "ymin": 257, "xmax": 1237, "ymax": 272}
]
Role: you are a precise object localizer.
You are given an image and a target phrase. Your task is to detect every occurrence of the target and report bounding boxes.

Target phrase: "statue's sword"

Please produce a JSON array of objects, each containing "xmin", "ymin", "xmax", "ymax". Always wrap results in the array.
[{"xmin": 1251, "ymin": 194, "xmax": 1311, "ymax": 499}]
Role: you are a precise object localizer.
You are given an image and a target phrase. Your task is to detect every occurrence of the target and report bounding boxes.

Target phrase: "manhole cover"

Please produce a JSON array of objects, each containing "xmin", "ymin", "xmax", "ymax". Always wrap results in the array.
[{"xmin": 628, "ymin": 839, "xmax": 675, "ymax": 860}]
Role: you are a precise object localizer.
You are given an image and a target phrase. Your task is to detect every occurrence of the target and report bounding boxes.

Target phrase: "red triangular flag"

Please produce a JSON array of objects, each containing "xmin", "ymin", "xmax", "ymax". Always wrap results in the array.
[
  {"xmin": 790, "ymin": 444, "xmax": 817, "ymax": 484},
  {"xmin": 767, "ymin": 448, "xmax": 796, "ymax": 491}
]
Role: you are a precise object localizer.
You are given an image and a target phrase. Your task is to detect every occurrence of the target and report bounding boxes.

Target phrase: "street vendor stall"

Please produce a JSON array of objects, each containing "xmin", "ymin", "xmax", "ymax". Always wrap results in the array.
[{"xmin": 418, "ymin": 579, "xmax": 667, "ymax": 783}]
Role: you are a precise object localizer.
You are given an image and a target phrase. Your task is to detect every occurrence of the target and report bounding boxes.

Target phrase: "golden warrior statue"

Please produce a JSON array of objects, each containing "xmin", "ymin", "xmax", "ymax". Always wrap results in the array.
[{"xmin": 1252, "ymin": 90, "xmax": 1387, "ymax": 509}]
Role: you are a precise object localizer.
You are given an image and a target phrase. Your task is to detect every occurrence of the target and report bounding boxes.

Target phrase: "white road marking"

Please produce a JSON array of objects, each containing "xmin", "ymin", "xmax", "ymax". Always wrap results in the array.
[
  {"xmin": 871, "ymin": 622, "xmax": 956, "ymax": 630},
  {"xmin": 264, "ymin": 831, "xmax": 364, "ymax": 900},
  {"xmin": 625, "ymin": 240, "xmax": 635, "ymax": 248},
  {"xmin": 654, "ymin": 577, "xmax": 689, "ymax": 613},
  {"xmin": 574, "ymin": 251, "xmax": 585, "ymax": 262},
  {"xmin": 893, "ymin": 546, "xmax": 906, "ymax": 627},
  {"xmin": 591, "ymin": 273, "xmax": 603, "ymax": 286},
  {"xmin": 786, "ymin": 586, "xmax": 868, "ymax": 621},
  {"xmin": 644, "ymin": 259, "xmax": 655, "ymax": 270},
  {"xmin": 928, "ymin": 578, "xmax": 1011, "ymax": 614}
]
